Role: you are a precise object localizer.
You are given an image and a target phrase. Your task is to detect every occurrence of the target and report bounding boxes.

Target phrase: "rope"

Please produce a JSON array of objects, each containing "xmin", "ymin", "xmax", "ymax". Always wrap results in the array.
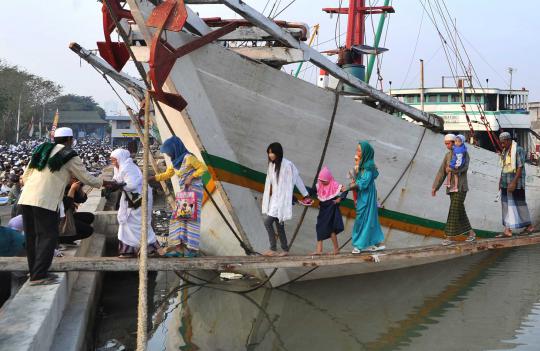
[
  {"xmin": 203, "ymin": 185, "xmax": 257, "ymax": 255},
  {"xmin": 136, "ymin": 90, "xmax": 151, "ymax": 351},
  {"xmin": 101, "ymin": 0, "xmax": 255, "ymax": 257},
  {"xmin": 274, "ymin": 125, "xmax": 427, "ymax": 288},
  {"xmin": 175, "ymin": 83, "xmax": 344, "ymax": 293}
]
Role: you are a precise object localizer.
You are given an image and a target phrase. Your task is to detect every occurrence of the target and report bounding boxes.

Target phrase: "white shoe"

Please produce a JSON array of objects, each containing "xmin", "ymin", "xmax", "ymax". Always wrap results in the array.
[
  {"xmin": 352, "ymin": 247, "xmax": 361, "ymax": 254},
  {"xmin": 366, "ymin": 246, "xmax": 378, "ymax": 252},
  {"xmin": 375, "ymin": 245, "xmax": 386, "ymax": 251}
]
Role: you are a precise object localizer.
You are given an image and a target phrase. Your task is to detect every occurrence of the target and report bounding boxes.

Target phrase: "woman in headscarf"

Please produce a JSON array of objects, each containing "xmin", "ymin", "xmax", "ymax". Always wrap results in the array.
[
  {"xmin": 110, "ymin": 148, "xmax": 159, "ymax": 258},
  {"xmin": 149, "ymin": 136, "xmax": 207, "ymax": 257},
  {"xmin": 345, "ymin": 141, "xmax": 385, "ymax": 253}
]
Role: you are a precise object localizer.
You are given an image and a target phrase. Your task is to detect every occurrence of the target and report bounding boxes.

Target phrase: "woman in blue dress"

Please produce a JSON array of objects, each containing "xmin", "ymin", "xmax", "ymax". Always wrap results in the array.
[{"xmin": 345, "ymin": 141, "xmax": 385, "ymax": 253}]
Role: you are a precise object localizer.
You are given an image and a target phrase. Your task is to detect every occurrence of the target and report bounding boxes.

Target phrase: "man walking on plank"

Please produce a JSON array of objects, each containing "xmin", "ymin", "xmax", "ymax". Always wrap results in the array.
[{"xmin": 498, "ymin": 132, "xmax": 535, "ymax": 237}]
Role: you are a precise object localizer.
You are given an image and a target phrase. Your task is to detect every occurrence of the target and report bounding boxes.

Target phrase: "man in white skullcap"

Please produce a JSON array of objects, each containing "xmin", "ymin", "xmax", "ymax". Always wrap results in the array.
[
  {"xmin": 432, "ymin": 133, "xmax": 476, "ymax": 245},
  {"xmin": 498, "ymin": 132, "xmax": 535, "ymax": 237},
  {"xmin": 18, "ymin": 127, "xmax": 114, "ymax": 285}
]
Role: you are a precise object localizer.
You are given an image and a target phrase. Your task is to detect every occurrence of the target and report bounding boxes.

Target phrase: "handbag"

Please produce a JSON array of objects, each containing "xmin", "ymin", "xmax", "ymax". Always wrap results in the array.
[
  {"xmin": 122, "ymin": 190, "xmax": 142, "ymax": 209},
  {"xmin": 59, "ymin": 207, "xmax": 77, "ymax": 237},
  {"xmin": 172, "ymin": 190, "xmax": 197, "ymax": 221}
]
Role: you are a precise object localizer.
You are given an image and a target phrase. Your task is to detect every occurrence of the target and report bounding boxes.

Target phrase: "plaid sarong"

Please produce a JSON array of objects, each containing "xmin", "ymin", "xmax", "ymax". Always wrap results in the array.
[
  {"xmin": 501, "ymin": 188, "xmax": 531, "ymax": 229},
  {"xmin": 445, "ymin": 191, "xmax": 472, "ymax": 236}
]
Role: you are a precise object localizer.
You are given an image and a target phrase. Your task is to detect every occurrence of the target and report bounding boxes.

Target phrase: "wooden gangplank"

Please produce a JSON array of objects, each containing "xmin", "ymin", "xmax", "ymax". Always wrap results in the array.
[{"xmin": 2, "ymin": 234, "xmax": 540, "ymax": 272}]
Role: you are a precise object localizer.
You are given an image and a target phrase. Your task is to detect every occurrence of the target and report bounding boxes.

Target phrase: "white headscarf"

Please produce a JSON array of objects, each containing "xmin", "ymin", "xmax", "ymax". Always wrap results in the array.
[{"xmin": 110, "ymin": 148, "xmax": 133, "ymax": 183}]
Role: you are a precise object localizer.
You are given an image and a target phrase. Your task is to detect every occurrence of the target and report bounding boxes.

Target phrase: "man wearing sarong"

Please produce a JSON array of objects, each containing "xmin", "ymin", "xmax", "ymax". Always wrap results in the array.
[
  {"xmin": 432, "ymin": 134, "xmax": 476, "ymax": 245},
  {"xmin": 498, "ymin": 132, "xmax": 535, "ymax": 237}
]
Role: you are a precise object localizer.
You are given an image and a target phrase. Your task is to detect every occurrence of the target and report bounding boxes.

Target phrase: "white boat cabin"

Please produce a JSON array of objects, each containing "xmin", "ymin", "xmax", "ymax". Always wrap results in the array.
[{"xmin": 390, "ymin": 87, "xmax": 532, "ymax": 152}]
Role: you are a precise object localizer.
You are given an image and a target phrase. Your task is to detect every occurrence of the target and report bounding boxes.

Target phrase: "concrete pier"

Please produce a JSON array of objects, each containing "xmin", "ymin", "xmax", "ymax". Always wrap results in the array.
[{"xmin": 0, "ymin": 234, "xmax": 106, "ymax": 351}]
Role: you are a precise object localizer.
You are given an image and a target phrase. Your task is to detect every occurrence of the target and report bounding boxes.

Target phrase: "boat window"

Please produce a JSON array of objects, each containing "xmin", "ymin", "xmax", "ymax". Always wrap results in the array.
[
  {"xmin": 439, "ymin": 95, "xmax": 449, "ymax": 102},
  {"xmin": 427, "ymin": 95, "xmax": 437, "ymax": 102},
  {"xmin": 485, "ymin": 94, "xmax": 497, "ymax": 111},
  {"xmin": 464, "ymin": 94, "xmax": 472, "ymax": 102},
  {"xmin": 471, "ymin": 95, "xmax": 482, "ymax": 103},
  {"xmin": 116, "ymin": 121, "xmax": 131, "ymax": 129},
  {"xmin": 499, "ymin": 94, "xmax": 508, "ymax": 110},
  {"xmin": 405, "ymin": 95, "xmax": 418, "ymax": 103},
  {"xmin": 450, "ymin": 94, "xmax": 460, "ymax": 103}
]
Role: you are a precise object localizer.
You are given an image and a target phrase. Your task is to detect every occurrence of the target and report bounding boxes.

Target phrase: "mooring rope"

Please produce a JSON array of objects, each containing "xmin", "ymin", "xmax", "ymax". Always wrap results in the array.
[
  {"xmin": 136, "ymin": 91, "xmax": 151, "ymax": 350},
  {"xmin": 175, "ymin": 82, "xmax": 343, "ymax": 294}
]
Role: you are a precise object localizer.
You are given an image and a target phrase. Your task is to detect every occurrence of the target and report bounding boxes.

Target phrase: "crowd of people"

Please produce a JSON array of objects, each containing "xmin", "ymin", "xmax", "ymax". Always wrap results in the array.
[{"xmin": 0, "ymin": 125, "xmax": 535, "ymax": 289}]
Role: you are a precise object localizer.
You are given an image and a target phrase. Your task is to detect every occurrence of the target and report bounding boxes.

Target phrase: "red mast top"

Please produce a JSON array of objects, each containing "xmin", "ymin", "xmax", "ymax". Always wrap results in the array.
[{"xmin": 323, "ymin": 1, "xmax": 394, "ymax": 65}]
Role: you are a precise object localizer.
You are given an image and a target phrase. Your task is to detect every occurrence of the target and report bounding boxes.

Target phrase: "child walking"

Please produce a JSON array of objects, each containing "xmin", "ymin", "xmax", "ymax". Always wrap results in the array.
[
  {"xmin": 312, "ymin": 166, "xmax": 347, "ymax": 255},
  {"xmin": 261, "ymin": 142, "xmax": 313, "ymax": 257},
  {"xmin": 446, "ymin": 134, "xmax": 467, "ymax": 192}
]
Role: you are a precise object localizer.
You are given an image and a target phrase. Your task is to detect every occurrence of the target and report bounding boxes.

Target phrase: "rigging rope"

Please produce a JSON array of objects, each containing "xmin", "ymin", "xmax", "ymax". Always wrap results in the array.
[
  {"xmin": 175, "ymin": 82, "xmax": 344, "ymax": 293},
  {"xmin": 101, "ymin": 0, "xmax": 256, "ymax": 257}
]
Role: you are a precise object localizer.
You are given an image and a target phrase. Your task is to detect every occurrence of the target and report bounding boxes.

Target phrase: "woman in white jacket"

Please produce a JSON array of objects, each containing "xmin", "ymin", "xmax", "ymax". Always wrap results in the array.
[
  {"xmin": 262, "ymin": 142, "xmax": 313, "ymax": 256},
  {"xmin": 110, "ymin": 149, "xmax": 159, "ymax": 258}
]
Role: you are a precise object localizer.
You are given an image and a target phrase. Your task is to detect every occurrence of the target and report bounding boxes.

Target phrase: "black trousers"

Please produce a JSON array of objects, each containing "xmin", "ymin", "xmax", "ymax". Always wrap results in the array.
[
  {"xmin": 263, "ymin": 215, "xmax": 289, "ymax": 251},
  {"xmin": 58, "ymin": 212, "xmax": 95, "ymax": 244},
  {"xmin": 21, "ymin": 205, "xmax": 60, "ymax": 281}
]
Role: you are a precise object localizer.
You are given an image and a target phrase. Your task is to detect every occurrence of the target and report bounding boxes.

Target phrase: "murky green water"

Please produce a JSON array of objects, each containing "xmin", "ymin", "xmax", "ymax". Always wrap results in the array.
[{"xmin": 97, "ymin": 245, "xmax": 540, "ymax": 350}]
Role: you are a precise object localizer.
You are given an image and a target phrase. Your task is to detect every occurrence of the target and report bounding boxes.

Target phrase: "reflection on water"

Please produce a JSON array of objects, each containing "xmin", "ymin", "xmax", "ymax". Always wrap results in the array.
[{"xmin": 140, "ymin": 246, "xmax": 540, "ymax": 350}]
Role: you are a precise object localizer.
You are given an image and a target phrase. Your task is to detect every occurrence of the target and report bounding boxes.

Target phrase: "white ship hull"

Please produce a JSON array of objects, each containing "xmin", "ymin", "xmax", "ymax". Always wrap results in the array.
[{"xmin": 113, "ymin": 1, "xmax": 540, "ymax": 287}]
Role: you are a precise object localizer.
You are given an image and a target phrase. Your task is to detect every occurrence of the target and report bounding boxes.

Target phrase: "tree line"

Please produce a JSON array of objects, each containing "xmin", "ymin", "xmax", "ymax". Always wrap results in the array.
[{"xmin": 0, "ymin": 59, "xmax": 105, "ymax": 143}]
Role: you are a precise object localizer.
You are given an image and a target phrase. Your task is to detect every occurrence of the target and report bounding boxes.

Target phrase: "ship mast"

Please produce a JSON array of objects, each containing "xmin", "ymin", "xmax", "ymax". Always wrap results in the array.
[{"xmin": 322, "ymin": 1, "xmax": 394, "ymax": 68}]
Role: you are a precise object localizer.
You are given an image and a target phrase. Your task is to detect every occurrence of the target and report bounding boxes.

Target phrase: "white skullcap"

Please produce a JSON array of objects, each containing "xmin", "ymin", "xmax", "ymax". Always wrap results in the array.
[
  {"xmin": 8, "ymin": 215, "xmax": 23, "ymax": 232},
  {"xmin": 444, "ymin": 133, "xmax": 456, "ymax": 142},
  {"xmin": 499, "ymin": 132, "xmax": 511, "ymax": 141},
  {"xmin": 54, "ymin": 127, "xmax": 73, "ymax": 138}
]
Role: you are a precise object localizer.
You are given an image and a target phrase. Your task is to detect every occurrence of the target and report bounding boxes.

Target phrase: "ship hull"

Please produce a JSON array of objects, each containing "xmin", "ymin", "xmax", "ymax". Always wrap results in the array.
[{"xmin": 125, "ymin": 1, "xmax": 540, "ymax": 286}]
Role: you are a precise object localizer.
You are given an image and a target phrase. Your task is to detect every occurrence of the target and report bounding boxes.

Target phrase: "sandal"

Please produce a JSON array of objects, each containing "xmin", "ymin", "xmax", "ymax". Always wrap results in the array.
[
  {"xmin": 521, "ymin": 227, "xmax": 537, "ymax": 235},
  {"xmin": 163, "ymin": 251, "xmax": 183, "ymax": 258},
  {"xmin": 262, "ymin": 250, "xmax": 278, "ymax": 257},
  {"xmin": 118, "ymin": 254, "xmax": 136, "ymax": 258},
  {"xmin": 30, "ymin": 275, "xmax": 59, "ymax": 286},
  {"xmin": 184, "ymin": 250, "xmax": 199, "ymax": 258},
  {"xmin": 441, "ymin": 239, "xmax": 453, "ymax": 246},
  {"xmin": 495, "ymin": 233, "xmax": 512, "ymax": 238},
  {"xmin": 465, "ymin": 236, "xmax": 476, "ymax": 242}
]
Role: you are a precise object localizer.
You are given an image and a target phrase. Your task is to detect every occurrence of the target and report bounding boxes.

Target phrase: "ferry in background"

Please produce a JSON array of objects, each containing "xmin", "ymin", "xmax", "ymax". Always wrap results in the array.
[{"xmin": 390, "ymin": 79, "xmax": 533, "ymax": 154}]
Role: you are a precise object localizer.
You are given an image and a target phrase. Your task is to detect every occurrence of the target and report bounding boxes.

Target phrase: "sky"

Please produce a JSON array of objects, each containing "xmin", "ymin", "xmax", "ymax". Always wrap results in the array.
[{"xmin": 1, "ymin": 0, "xmax": 539, "ymax": 115}]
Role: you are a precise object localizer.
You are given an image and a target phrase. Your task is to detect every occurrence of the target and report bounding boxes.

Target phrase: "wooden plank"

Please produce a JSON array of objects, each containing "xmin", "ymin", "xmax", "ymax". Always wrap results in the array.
[
  {"xmin": 2, "ymin": 235, "xmax": 540, "ymax": 272},
  {"xmin": 231, "ymin": 47, "xmax": 305, "ymax": 65},
  {"xmin": 217, "ymin": 27, "xmax": 305, "ymax": 41}
]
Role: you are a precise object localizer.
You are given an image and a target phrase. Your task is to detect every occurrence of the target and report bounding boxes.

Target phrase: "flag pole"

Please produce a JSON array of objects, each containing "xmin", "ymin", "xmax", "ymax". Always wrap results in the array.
[{"xmin": 16, "ymin": 92, "xmax": 22, "ymax": 143}]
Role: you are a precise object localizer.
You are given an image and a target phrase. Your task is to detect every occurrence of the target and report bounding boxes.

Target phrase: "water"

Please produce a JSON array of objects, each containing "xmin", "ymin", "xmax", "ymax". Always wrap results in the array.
[{"xmin": 96, "ymin": 246, "xmax": 540, "ymax": 350}]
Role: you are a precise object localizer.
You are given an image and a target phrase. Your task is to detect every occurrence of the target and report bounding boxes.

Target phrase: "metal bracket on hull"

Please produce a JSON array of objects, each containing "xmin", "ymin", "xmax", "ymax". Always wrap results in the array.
[
  {"xmin": 97, "ymin": 0, "xmax": 133, "ymax": 72},
  {"xmin": 147, "ymin": 4, "xmax": 241, "ymax": 111},
  {"xmin": 184, "ymin": 0, "xmax": 444, "ymax": 131}
]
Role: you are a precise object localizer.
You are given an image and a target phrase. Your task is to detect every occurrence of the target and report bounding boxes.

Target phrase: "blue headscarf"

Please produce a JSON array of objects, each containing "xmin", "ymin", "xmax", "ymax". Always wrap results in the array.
[
  {"xmin": 358, "ymin": 141, "xmax": 379, "ymax": 178},
  {"xmin": 160, "ymin": 136, "xmax": 189, "ymax": 169}
]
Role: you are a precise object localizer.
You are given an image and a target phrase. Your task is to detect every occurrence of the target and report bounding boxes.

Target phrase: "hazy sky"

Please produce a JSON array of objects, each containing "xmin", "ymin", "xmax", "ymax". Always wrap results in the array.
[{"xmin": 1, "ymin": 0, "xmax": 539, "ymax": 115}]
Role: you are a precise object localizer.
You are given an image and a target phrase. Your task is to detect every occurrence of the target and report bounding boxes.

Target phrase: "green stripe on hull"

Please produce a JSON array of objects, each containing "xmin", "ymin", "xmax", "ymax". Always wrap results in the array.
[{"xmin": 201, "ymin": 152, "xmax": 498, "ymax": 238}]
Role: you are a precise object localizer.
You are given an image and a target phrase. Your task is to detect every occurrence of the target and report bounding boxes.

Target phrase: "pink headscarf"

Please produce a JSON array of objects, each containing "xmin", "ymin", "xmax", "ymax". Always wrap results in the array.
[{"xmin": 316, "ymin": 166, "xmax": 342, "ymax": 202}]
